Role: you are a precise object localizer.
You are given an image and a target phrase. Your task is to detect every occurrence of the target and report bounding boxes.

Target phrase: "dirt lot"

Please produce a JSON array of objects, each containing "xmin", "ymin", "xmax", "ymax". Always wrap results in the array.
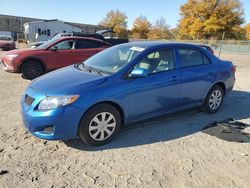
[{"xmin": 0, "ymin": 50, "xmax": 249, "ymax": 188}]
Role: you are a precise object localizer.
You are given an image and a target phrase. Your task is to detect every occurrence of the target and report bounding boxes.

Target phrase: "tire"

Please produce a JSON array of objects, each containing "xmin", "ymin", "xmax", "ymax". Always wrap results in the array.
[
  {"xmin": 78, "ymin": 104, "xmax": 121, "ymax": 146},
  {"xmin": 21, "ymin": 60, "xmax": 45, "ymax": 80},
  {"xmin": 202, "ymin": 85, "xmax": 224, "ymax": 113}
]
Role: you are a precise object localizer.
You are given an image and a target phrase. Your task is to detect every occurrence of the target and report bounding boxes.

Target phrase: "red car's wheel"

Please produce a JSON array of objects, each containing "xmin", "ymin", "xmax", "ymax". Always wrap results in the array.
[{"xmin": 21, "ymin": 60, "xmax": 45, "ymax": 80}]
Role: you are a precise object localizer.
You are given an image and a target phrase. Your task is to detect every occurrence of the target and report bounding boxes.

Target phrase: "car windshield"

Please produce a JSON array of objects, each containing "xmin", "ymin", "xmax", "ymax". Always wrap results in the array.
[
  {"xmin": 78, "ymin": 45, "xmax": 144, "ymax": 75},
  {"xmin": 51, "ymin": 33, "xmax": 66, "ymax": 40},
  {"xmin": 37, "ymin": 37, "xmax": 60, "ymax": 49},
  {"xmin": 0, "ymin": 35, "xmax": 13, "ymax": 41}
]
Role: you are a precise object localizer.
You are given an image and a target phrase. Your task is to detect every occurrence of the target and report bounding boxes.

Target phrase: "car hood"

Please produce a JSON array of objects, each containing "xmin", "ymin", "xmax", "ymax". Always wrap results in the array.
[
  {"xmin": 30, "ymin": 41, "xmax": 46, "ymax": 45},
  {"xmin": 4, "ymin": 48, "xmax": 38, "ymax": 55},
  {"xmin": 30, "ymin": 65, "xmax": 106, "ymax": 95}
]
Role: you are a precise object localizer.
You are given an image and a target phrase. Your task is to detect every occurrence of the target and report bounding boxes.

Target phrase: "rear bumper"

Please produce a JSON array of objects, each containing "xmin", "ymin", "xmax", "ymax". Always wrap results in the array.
[{"xmin": 225, "ymin": 74, "xmax": 235, "ymax": 96}]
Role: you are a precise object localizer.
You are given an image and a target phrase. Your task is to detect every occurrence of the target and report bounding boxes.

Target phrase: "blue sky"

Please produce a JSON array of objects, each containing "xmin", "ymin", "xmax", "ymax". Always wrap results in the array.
[{"xmin": 1, "ymin": 0, "xmax": 249, "ymax": 28}]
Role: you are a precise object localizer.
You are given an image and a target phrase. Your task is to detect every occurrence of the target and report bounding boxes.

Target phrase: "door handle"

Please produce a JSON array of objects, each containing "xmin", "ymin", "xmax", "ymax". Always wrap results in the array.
[
  {"xmin": 167, "ymin": 76, "xmax": 177, "ymax": 82},
  {"xmin": 151, "ymin": 76, "xmax": 178, "ymax": 87}
]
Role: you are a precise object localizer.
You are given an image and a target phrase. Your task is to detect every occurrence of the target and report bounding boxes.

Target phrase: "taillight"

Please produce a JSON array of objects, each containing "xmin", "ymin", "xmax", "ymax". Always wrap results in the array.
[{"xmin": 231, "ymin": 66, "xmax": 236, "ymax": 73}]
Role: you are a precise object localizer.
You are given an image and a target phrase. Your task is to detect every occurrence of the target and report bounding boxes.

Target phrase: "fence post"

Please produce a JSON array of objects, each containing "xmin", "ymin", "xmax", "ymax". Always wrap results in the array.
[{"xmin": 218, "ymin": 31, "xmax": 225, "ymax": 58}]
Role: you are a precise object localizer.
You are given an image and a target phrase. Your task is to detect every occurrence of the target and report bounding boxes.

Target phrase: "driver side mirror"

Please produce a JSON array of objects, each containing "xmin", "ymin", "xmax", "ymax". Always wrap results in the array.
[{"xmin": 130, "ymin": 68, "xmax": 148, "ymax": 78}]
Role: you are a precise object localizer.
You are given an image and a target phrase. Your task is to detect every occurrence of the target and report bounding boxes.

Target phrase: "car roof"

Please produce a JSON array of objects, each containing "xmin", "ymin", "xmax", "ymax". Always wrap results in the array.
[
  {"xmin": 58, "ymin": 32, "xmax": 105, "ymax": 40},
  {"xmin": 119, "ymin": 41, "xmax": 204, "ymax": 50},
  {"xmin": 58, "ymin": 36, "xmax": 111, "ymax": 45},
  {"xmin": 59, "ymin": 36, "xmax": 105, "ymax": 42}
]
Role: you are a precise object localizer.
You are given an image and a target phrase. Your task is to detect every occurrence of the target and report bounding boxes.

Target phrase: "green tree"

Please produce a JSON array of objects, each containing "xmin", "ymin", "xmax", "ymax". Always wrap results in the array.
[
  {"xmin": 178, "ymin": 0, "xmax": 245, "ymax": 39},
  {"xmin": 131, "ymin": 16, "xmax": 151, "ymax": 39},
  {"xmin": 99, "ymin": 9, "xmax": 128, "ymax": 38},
  {"xmin": 148, "ymin": 17, "xmax": 173, "ymax": 39}
]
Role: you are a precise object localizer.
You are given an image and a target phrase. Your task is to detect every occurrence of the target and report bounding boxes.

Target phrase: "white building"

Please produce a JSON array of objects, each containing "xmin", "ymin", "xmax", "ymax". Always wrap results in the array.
[{"xmin": 23, "ymin": 19, "xmax": 82, "ymax": 43}]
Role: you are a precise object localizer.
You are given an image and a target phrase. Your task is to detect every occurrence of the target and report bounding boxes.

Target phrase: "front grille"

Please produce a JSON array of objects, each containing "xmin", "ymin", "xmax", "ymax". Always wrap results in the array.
[{"xmin": 25, "ymin": 95, "xmax": 35, "ymax": 105}]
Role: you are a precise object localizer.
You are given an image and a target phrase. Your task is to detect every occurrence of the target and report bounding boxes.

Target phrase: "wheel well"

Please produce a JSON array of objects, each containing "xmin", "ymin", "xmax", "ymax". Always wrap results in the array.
[
  {"xmin": 214, "ymin": 82, "xmax": 226, "ymax": 95},
  {"xmin": 83, "ymin": 101, "xmax": 125, "ymax": 126},
  {"xmin": 19, "ymin": 58, "xmax": 45, "ymax": 73},
  {"xmin": 98, "ymin": 101, "xmax": 124, "ymax": 126}
]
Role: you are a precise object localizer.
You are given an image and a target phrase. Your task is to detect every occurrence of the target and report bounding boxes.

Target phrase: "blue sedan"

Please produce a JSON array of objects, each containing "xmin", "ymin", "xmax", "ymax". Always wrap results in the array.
[{"xmin": 21, "ymin": 42, "xmax": 235, "ymax": 146}]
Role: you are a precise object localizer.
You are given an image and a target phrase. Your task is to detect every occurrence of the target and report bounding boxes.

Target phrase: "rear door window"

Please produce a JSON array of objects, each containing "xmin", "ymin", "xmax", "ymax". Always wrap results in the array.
[
  {"xmin": 75, "ymin": 39, "xmax": 103, "ymax": 49},
  {"xmin": 178, "ymin": 48, "xmax": 208, "ymax": 68}
]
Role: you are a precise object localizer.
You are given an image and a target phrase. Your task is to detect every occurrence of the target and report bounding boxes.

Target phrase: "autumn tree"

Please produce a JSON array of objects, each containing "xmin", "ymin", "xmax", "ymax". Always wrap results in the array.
[
  {"xmin": 170, "ymin": 28, "xmax": 180, "ymax": 39},
  {"xmin": 99, "ymin": 9, "xmax": 128, "ymax": 38},
  {"xmin": 178, "ymin": 0, "xmax": 245, "ymax": 39},
  {"xmin": 131, "ymin": 16, "xmax": 151, "ymax": 39},
  {"xmin": 245, "ymin": 23, "xmax": 250, "ymax": 40},
  {"xmin": 148, "ymin": 17, "xmax": 173, "ymax": 39}
]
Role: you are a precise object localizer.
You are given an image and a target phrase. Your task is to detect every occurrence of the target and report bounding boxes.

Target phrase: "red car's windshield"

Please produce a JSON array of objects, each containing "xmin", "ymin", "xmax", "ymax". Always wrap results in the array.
[{"xmin": 37, "ymin": 37, "xmax": 60, "ymax": 49}]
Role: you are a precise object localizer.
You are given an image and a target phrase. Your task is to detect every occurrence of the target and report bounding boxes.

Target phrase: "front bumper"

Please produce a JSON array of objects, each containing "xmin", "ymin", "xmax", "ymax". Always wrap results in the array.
[{"xmin": 21, "ymin": 87, "xmax": 85, "ymax": 140}]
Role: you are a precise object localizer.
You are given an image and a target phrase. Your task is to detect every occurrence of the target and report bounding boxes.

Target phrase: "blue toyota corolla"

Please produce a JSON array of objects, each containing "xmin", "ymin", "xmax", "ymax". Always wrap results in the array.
[{"xmin": 21, "ymin": 42, "xmax": 235, "ymax": 146}]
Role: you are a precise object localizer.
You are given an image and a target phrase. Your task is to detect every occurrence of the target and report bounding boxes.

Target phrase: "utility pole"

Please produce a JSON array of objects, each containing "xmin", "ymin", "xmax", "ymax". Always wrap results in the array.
[{"xmin": 218, "ymin": 31, "xmax": 225, "ymax": 58}]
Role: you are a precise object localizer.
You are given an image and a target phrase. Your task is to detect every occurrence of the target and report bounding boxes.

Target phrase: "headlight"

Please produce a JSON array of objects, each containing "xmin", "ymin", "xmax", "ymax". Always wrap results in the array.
[
  {"xmin": 38, "ymin": 95, "xmax": 79, "ymax": 110},
  {"xmin": 5, "ymin": 54, "xmax": 19, "ymax": 60}
]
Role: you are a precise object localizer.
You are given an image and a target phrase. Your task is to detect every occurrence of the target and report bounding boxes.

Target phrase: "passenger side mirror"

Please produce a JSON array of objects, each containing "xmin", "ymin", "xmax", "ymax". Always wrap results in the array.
[{"xmin": 130, "ymin": 68, "xmax": 148, "ymax": 78}]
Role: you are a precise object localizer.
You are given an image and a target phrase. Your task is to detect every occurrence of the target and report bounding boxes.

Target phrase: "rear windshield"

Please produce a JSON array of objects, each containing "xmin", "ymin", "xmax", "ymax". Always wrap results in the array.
[{"xmin": 0, "ymin": 35, "xmax": 13, "ymax": 41}]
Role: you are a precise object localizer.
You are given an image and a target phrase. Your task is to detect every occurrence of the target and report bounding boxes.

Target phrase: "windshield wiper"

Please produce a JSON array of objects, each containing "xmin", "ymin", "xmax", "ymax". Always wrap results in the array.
[
  {"xmin": 77, "ymin": 63, "xmax": 103, "ymax": 76},
  {"xmin": 88, "ymin": 67, "xmax": 104, "ymax": 76}
]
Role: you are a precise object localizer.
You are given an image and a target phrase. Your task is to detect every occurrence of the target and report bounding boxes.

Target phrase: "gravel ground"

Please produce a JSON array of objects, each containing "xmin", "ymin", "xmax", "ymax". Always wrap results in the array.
[{"xmin": 0, "ymin": 50, "xmax": 249, "ymax": 188}]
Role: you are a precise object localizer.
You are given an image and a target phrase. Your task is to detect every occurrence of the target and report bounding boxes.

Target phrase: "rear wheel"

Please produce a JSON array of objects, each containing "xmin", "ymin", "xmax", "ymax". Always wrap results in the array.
[
  {"xmin": 21, "ymin": 60, "xmax": 45, "ymax": 80},
  {"xmin": 78, "ymin": 104, "xmax": 121, "ymax": 146},
  {"xmin": 202, "ymin": 85, "xmax": 224, "ymax": 113}
]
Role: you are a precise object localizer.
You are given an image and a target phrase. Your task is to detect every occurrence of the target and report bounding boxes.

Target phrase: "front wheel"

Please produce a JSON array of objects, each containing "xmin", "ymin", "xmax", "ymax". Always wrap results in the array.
[
  {"xmin": 78, "ymin": 104, "xmax": 121, "ymax": 146},
  {"xmin": 202, "ymin": 85, "xmax": 224, "ymax": 113},
  {"xmin": 21, "ymin": 60, "xmax": 45, "ymax": 80}
]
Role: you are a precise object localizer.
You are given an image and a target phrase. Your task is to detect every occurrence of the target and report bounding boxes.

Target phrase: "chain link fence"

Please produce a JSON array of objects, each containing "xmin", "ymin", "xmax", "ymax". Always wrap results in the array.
[{"xmin": 178, "ymin": 40, "xmax": 250, "ymax": 54}]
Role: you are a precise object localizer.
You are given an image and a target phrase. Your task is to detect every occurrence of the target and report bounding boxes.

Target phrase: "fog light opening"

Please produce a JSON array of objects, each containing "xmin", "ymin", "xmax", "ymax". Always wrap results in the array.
[{"xmin": 43, "ymin": 125, "xmax": 54, "ymax": 134}]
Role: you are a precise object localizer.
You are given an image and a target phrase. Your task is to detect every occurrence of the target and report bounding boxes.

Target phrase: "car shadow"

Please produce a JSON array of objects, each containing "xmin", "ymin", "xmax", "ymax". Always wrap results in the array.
[{"xmin": 64, "ymin": 90, "xmax": 250, "ymax": 151}]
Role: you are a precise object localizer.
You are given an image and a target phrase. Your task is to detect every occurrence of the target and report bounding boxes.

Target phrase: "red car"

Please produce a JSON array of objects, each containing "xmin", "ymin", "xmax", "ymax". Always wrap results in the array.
[
  {"xmin": 0, "ymin": 35, "xmax": 15, "ymax": 51},
  {"xmin": 0, "ymin": 36, "xmax": 110, "ymax": 79}
]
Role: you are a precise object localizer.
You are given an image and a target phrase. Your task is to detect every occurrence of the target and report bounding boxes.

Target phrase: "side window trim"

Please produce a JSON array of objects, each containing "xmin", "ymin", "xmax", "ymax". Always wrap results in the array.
[
  {"xmin": 202, "ymin": 53, "xmax": 212, "ymax": 65},
  {"xmin": 72, "ymin": 40, "xmax": 76, "ymax": 49}
]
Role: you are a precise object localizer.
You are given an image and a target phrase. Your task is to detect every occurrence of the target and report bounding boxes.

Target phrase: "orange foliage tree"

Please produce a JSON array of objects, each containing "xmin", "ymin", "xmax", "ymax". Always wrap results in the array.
[
  {"xmin": 178, "ymin": 0, "xmax": 245, "ymax": 39},
  {"xmin": 148, "ymin": 17, "xmax": 173, "ymax": 39},
  {"xmin": 245, "ymin": 23, "xmax": 250, "ymax": 40},
  {"xmin": 131, "ymin": 16, "xmax": 152, "ymax": 39},
  {"xmin": 99, "ymin": 9, "xmax": 128, "ymax": 38}
]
